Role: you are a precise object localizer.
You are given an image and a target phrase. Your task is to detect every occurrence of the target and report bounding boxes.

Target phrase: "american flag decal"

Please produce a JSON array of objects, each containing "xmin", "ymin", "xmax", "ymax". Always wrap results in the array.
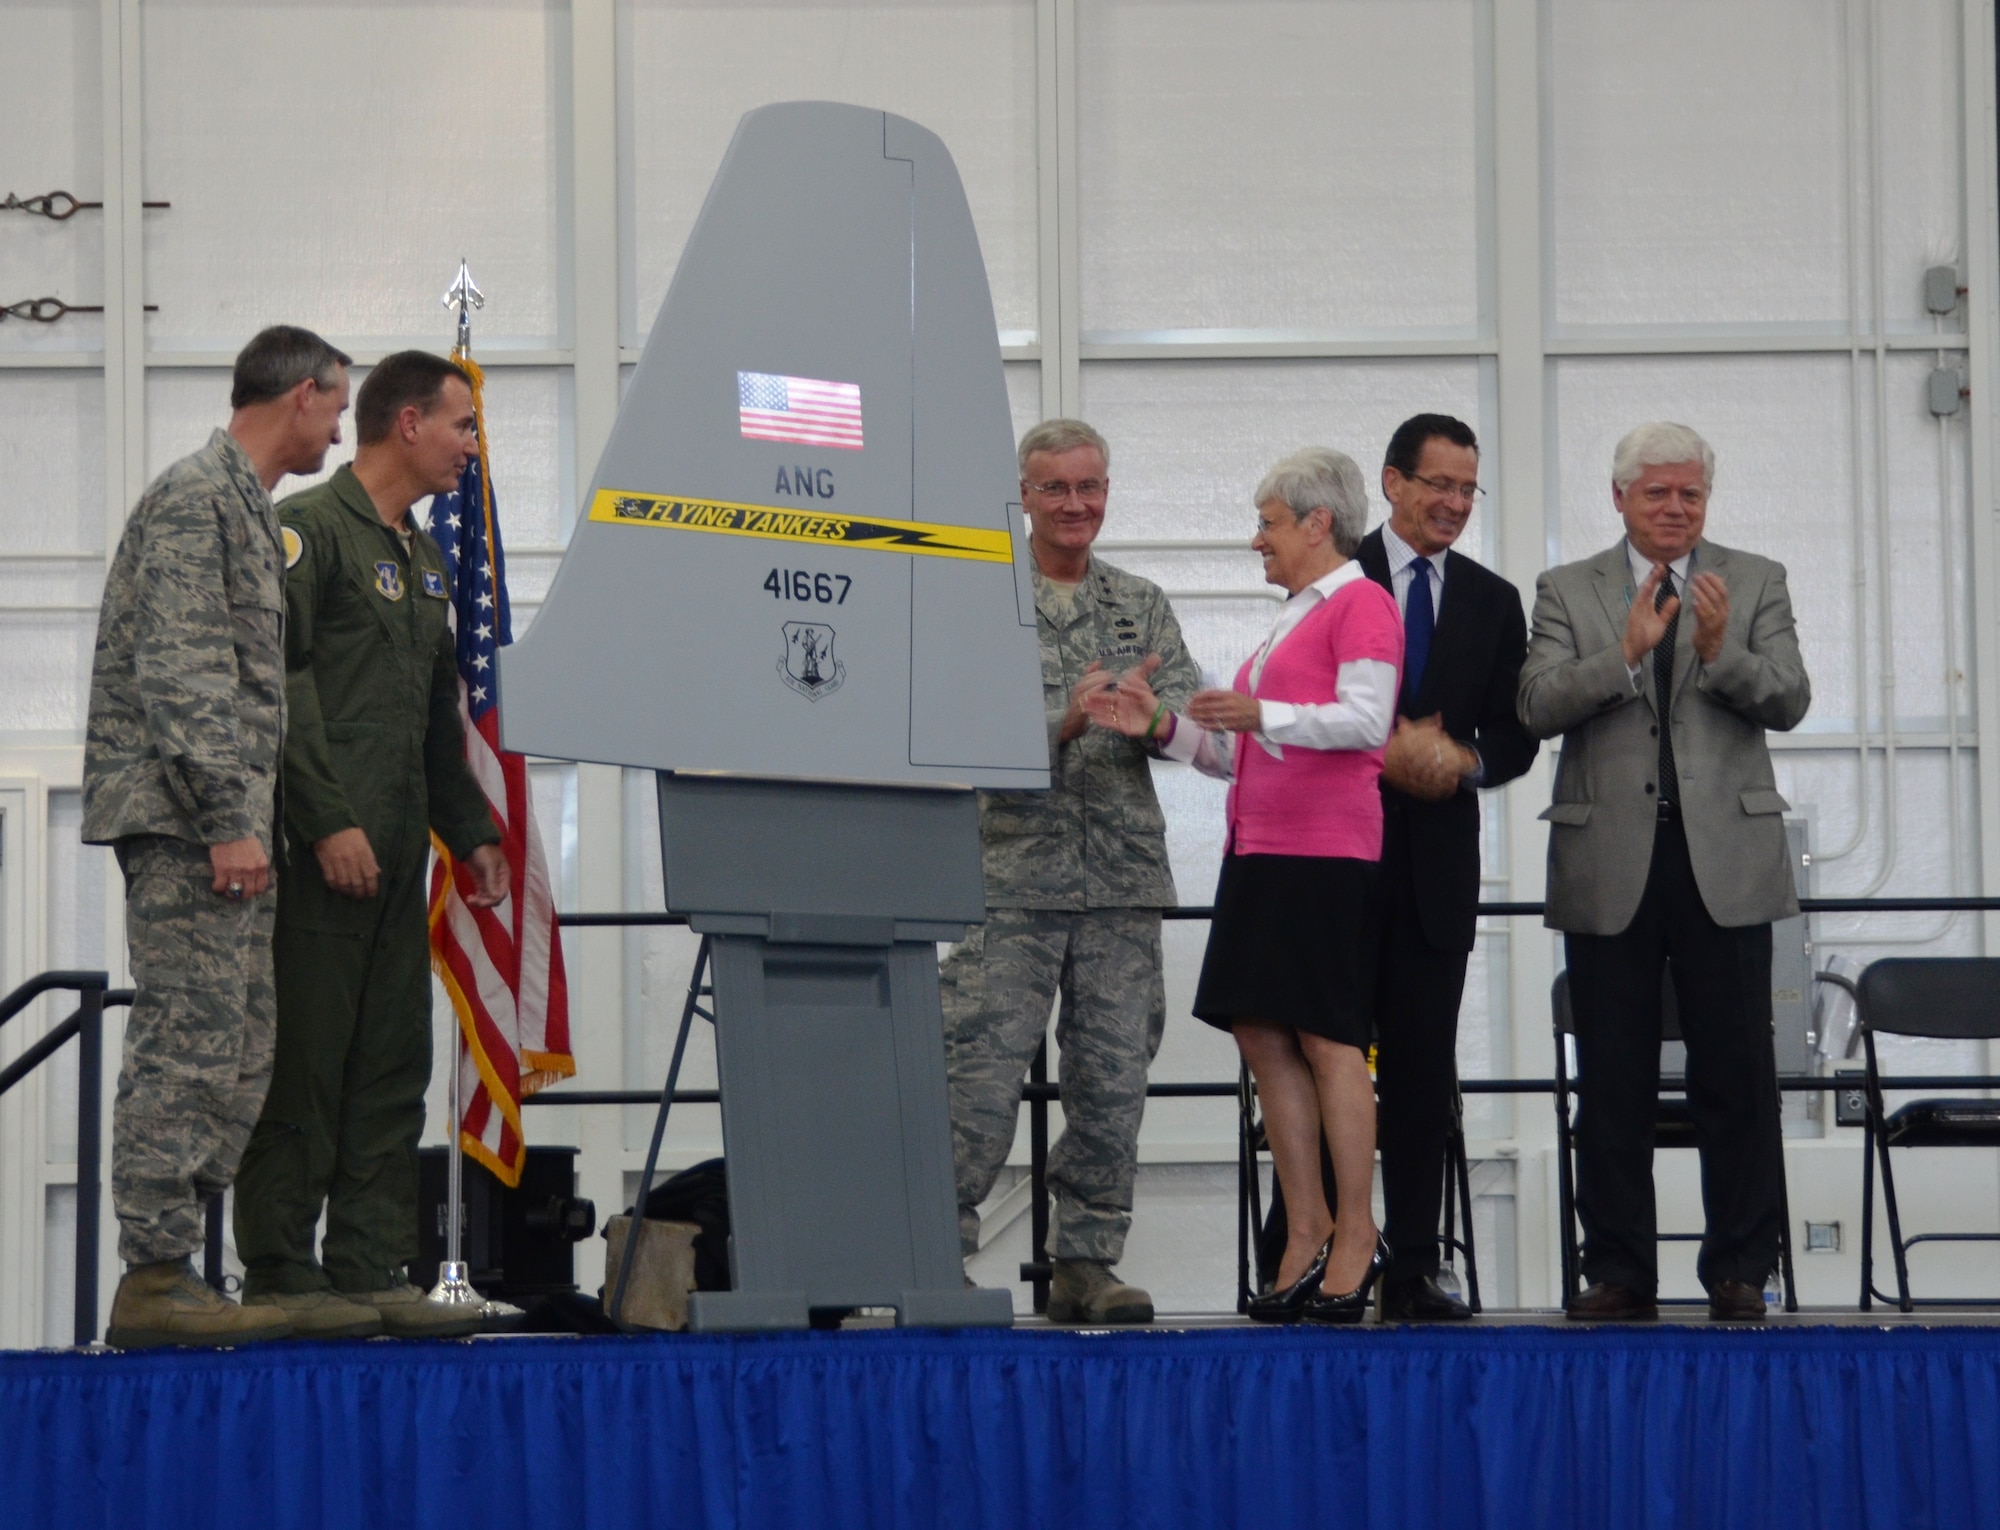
[
  {"xmin": 424, "ymin": 351, "xmax": 574, "ymax": 1187},
  {"xmin": 738, "ymin": 370, "xmax": 864, "ymax": 450}
]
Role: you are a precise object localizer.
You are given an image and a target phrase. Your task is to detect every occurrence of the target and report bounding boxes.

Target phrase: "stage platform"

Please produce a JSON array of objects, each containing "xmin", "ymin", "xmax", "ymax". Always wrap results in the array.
[{"xmin": 8, "ymin": 1314, "xmax": 1999, "ymax": 1530}]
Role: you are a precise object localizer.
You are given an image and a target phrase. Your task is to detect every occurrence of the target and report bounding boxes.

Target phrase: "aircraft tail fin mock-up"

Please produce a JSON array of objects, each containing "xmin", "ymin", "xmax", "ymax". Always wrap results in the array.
[{"xmin": 499, "ymin": 101, "xmax": 1048, "ymax": 791}]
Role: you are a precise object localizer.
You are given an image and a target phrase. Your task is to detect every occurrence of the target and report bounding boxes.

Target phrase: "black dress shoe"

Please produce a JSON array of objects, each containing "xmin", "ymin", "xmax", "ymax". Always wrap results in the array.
[
  {"xmin": 1378, "ymin": 1273, "xmax": 1472, "ymax": 1323},
  {"xmin": 1707, "ymin": 1279, "xmax": 1768, "ymax": 1322},
  {"xmin": 1563, "ymin": 1281, "xmax": 1659, "ymax": 1322},
  {"xmin": 1246, "ymin": 1237, "xmax": 1331, "ymax": 1324},
  {"xmin": 1301, "ymin": 1235, "xmax": 1391, "ymax": 1326}
]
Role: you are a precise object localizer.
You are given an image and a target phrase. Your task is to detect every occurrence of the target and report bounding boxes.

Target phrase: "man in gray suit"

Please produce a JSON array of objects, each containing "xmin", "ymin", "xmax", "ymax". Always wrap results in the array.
[{"xmin": 1519, "ymin": 422, "xmax": 1810, "ymax": 1323}]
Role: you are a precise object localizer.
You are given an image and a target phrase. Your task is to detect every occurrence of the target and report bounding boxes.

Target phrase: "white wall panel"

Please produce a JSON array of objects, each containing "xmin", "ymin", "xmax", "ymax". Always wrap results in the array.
[
  {"xmin": 1874, "ymin": 0, "xmax": 1968, "ymax": 333},
  {"xmin": 1549, "ymin": 0, "xmax": 1851, "ymax": 331},
  {"xmin": 1080, "ymin": 358, "xmax": 1485, "ymax": 539},
  {"xmin": 0, "ymin": 618, "xmax": 94, "ymax": 733},
  {"xmin": 0, "ymin": 0, "xmax": 104, "ymax": 355},
  {"xmin": 141, "ymin": 0, "xmax": 564, "ymax": 350},
  {"xmin": 472, "ymin": 367, "xmax": 573, "ymax": 624},
  {"xmin": 1876, "ymin": 353, "xmax": 1972, "ymax": 728},
  {"xmin": 1077, "ymin": 0, "xmax": 1483, "ymax": 335},
  {"xmin": 145, "ymin": 368, "xmax": 254, "ymax": 479},
  {"xmin": 1784, "ymin": 746, "xmax": 1978, "ymax": 919},
  {"xmin": 0, "ymin": 374, "xmax": 106, "ymax": 555},
  {"xmin": 1003, "ymin": 360, "xmax": 1040, "ymax": 446},
  {"xmin": 619, "ymin": 0, "xmax": 1039, "ymax": 345}
]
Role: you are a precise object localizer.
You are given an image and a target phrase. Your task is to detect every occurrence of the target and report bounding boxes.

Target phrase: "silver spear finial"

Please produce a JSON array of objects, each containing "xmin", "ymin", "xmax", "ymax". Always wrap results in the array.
[{"xmin": 442, "ymin": 259, "xmax": 484, "ymax": 355}]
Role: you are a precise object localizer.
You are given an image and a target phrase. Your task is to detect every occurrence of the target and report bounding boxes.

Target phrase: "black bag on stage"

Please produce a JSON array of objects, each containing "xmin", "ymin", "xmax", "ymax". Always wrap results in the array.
[{"xmin": 637, "ymin": 1158, "xmax": 732, "ymax": 1292}]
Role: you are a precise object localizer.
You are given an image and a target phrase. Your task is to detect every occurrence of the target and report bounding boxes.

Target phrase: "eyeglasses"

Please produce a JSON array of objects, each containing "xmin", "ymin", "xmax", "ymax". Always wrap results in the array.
[
  {"xmin": 1026, "ymin": 478, "xmax": 1107, "ymax": 501},
  {"xmin": 1405, "ymin": 473, "xmax": 1485, "ymax": 503}
]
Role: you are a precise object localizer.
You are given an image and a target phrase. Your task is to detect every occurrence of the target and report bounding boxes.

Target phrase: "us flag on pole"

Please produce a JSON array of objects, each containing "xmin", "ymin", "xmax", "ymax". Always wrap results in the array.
[
  {"xmin": 737, "ymin": 370, "xmax": 864, "ymax": 450},
  {"xmin": 424, "ymin": 351, "xmax": 574, "ymax": 1187}
]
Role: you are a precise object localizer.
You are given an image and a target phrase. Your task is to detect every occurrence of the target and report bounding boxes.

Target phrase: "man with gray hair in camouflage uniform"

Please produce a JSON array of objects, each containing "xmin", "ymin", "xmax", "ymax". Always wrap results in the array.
[
  {"xmin": 940, "ymin": 417, "xmax": 1198, "ymax": 1323},
  {"xmin": 82, "ymin": 325, "xmax": 352, "ymax": 1348}
]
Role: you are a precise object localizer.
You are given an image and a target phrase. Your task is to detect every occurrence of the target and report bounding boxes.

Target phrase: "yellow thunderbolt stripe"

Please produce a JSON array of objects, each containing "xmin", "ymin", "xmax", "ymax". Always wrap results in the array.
[{"xmin": 589, "ymin": 488, "xmax": 1014, "ymax": 563}]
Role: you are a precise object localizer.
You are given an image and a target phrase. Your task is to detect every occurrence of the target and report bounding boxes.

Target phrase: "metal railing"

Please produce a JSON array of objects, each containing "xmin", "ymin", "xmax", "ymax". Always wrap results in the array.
[
  {"xmin": 537, "ymin": 896, "xmax": 2000, "ymax": 1314},
  {"xmin": 0, "ymin": 970, "xmax": 134, "ymax": 1345},
  {"xmin": 10, "ymin": 894, "xmax": 1991, "ymax": 1345}
]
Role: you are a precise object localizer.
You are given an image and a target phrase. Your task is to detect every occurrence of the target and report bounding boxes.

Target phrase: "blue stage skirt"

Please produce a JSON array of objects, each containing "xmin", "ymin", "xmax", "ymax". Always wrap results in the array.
[{"xmin": 6, "ymin": 1324, "xmax": 1998, "ymax": 1530}]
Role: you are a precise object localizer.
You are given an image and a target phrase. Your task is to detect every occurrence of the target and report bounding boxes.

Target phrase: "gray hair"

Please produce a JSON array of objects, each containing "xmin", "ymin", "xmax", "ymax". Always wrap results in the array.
[
  {"xmin": 1254, "ymin": 447, "xmax": 1368, "ymax": 558},
  {"xmin": 1611, "ymin": 421, "xmax": 1715, "ymax": 491},
  {"xmin": 1018, "ymin": 417, "xmax": 1110, "ymax": 477},
  {"xmin": 231, "ymin": 325, "xmax": 351, "ymax": 410}
]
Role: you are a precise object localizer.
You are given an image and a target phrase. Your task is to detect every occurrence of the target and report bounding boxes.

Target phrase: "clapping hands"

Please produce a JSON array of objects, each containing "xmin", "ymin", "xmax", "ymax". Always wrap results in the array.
[{"xmin": 1081, "ymin": 654, "xmax": 1167, "ymax": 737}]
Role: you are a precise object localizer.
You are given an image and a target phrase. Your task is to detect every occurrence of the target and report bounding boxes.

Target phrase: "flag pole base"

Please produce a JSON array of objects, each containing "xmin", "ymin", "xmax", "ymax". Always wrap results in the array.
[{"xmin": 427, "ymin": 1261, "xmax": 482, "ymax": 1307}]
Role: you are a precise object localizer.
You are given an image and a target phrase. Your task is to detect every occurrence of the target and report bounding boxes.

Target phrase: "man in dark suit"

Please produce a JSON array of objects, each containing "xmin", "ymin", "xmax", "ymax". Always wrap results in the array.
[
  {"xmin": 1358, "ymin": 414, "xmax": 1540, "ymax": 1321},
  {"xmin": 1518, "ymin": 422, "xmax": 1810, "ymax": 1322}
]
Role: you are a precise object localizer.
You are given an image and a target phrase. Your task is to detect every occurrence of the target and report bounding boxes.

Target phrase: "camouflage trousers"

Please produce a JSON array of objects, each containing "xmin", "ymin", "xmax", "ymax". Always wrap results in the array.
[
  {"xmin": 111, "ymin": 835, "xmax": 276, "ymax": 1265},
  {"xmin": 940, "ymin": 907, "xmax": 1165, "ymax": 1263}
]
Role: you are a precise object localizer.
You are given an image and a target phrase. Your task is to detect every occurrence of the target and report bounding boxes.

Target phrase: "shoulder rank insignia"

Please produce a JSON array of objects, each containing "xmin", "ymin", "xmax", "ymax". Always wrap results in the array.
[
  {"xmin": 421, "ymin": 568, "xmax": 448, "ymax": 599},
  {"xmin": 281, "ymin": 526, "xmax": 304, "ymax": 570},
  {"xmin": 374, "ymin": 561, "xmax": 405, "ymax": 601}
]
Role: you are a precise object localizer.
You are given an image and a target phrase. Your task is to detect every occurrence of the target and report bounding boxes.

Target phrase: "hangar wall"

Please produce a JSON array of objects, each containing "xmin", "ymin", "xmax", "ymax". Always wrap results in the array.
[{"xmin": 2, "ymin": 0, "xmax": 1997, "ymax": 1339}]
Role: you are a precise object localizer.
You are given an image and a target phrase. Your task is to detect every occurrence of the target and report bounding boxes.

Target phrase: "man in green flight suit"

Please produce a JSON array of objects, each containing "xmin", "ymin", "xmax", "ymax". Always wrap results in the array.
[{"xmin": 233, "ymin": 351, "xmax": 509, "ymax": 1338}]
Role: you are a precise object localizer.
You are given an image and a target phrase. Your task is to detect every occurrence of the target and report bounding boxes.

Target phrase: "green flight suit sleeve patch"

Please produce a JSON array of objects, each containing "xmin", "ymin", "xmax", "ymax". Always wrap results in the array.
[{"xmin": 282, "ymin": 525, "xmax": 304, "ymax": 570}]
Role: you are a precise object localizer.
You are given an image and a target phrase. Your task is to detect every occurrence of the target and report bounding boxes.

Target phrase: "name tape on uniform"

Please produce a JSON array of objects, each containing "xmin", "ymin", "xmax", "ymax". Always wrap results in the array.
[{"xmin": 590, "ymin": 489, "xmax": 1013, "ymax": 563}]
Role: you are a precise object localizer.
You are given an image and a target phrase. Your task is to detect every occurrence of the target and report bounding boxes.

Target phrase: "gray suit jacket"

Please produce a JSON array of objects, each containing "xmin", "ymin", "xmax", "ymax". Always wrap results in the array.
[{"xmin": 1517, "ymin": 538, "xmax": 1810, "ymax": 935}]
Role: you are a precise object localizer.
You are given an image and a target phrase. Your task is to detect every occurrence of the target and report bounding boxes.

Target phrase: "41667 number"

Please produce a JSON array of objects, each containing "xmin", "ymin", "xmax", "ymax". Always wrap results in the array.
[{"xmin": 764, "ymin": 568, "xmax": 850, "ymax": 605}]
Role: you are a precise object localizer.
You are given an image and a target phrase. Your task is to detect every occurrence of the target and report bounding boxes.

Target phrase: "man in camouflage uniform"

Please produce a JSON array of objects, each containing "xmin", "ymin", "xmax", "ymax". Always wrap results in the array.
[
  {"xmin": 83, "ymin": 325, "xmax": 352, "ymax": 1349},
  {"xmin": 940, "ymin": 417, "xmax": 1198, "ymax": 1324},
  {"xmin": 232, "ymin": 351, "xmax": 507, "ymax": 1339}
]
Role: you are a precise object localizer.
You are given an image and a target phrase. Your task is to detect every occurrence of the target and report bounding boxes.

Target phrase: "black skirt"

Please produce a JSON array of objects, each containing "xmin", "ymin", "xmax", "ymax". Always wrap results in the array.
[{"xmin": 1192, "ymin": 852, "xmax": 1380, "ymax": 1046}]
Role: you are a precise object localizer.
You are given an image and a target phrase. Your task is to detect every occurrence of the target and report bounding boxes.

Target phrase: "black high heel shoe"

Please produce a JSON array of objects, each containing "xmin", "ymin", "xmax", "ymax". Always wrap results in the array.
[
  {"xmin": 1301, "ymin": 1234, "xmax": 1391, "ymax": 1326},
  {"xmin": 1246, "ymin": 1236, "xmax": 1332, "ymax": 1324}
]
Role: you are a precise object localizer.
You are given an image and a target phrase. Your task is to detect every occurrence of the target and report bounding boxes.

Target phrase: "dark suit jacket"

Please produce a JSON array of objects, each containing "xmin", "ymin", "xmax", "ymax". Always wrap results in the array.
[{"xmin": 1359, "ymin": 528, "xmax": 1539, "ymax": 952}]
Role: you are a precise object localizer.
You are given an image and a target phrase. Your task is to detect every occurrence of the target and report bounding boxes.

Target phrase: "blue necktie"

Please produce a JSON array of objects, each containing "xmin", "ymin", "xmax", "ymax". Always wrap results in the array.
[{"xmin": 1404, "ymin": 557, "xmax": 1434, "ymax": 703}]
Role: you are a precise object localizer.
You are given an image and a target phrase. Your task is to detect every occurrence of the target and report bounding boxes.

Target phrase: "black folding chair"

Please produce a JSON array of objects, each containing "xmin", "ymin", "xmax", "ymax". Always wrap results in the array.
[
  {"xmin": 1236, "ymin": 1061, "xmax": 1481, "ymax": 1313},
  {"xmin": 1552, "ymin": 968, "xmax": 1798, "ymax": 1311},
  {"xmin": 1817, "ymin": 957, "xmax": 2000, "ymax": 1312}
]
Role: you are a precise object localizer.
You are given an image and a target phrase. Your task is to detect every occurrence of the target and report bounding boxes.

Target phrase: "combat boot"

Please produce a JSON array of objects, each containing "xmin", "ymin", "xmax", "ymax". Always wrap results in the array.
[
  {"xmin": 244, "ymin": 1287, "xmax": 384, "ymax": 1340},
  {"xmin": 349, "ymin": 1282, "xmax": 484, "ymax": 1339},
  {"xmin": 105, "ymin": 1259, "xmax": 294, "ymax": 1349},
  {"xmin": 1047, "ymin": 1258, "xmax": 1154, "ymax": 1325}
]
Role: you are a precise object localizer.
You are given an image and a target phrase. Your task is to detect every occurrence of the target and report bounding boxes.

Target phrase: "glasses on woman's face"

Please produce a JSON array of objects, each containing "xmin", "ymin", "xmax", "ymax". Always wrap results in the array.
[{"xmin": 1028, "ymin": 478, "xmax": 1107, "ymax": 502}]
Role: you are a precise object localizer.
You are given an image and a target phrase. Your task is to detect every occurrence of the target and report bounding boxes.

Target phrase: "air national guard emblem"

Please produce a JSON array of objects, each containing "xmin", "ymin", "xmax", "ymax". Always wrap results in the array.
[
  {"xmin": 374, "ymin": 561, "xmax": 404, "ymax": 601},
  {"xmin": 779, "ymin": 621, "xmax": 845, "ymax": 701}
]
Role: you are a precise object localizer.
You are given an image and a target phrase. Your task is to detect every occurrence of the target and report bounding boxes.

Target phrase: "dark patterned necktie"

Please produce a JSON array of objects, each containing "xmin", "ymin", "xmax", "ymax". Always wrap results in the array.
[
  {"xmin": 1655, "ymin": 570, "xmax": 1679, "ymax": 805},
  {"xmin": 1404, "ymin": 556, "xmax": 1434, "ymax": 703}
]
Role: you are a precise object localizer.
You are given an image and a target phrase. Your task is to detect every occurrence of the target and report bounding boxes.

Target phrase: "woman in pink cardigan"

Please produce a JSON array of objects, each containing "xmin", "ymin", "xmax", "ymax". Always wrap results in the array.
[{"xmin": 1088, "ymin": 447, "xmax": 1402, "ymax": 1323}]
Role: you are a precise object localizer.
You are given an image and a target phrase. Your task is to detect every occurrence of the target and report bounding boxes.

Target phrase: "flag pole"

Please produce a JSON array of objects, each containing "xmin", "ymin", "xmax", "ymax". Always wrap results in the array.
[{"xmin": 428, "ymin": 258, "xmax": 487, "ymax": 1313}]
